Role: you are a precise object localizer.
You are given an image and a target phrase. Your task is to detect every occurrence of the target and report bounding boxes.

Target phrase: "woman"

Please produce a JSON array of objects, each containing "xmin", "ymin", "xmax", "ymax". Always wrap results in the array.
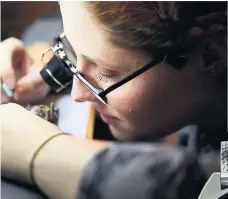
[{"xmin": 1, "ymin": 2, "xmax": 227, "ymax": 199}]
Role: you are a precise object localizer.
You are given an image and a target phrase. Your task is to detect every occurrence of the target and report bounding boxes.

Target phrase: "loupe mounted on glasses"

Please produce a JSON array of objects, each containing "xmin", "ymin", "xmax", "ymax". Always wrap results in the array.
[{"xmin": 40, "ymin": 32, "xmax": 76, "ymax": 93}]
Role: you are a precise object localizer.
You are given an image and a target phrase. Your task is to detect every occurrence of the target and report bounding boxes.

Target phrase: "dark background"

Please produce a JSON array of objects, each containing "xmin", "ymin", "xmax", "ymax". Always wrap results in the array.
[{"xmin": 1, "ymin": 1, "xmax": 58, "ymax": 40}]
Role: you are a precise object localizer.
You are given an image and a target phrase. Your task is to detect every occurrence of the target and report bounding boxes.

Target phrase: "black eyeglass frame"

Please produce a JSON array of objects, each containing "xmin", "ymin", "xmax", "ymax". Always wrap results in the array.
[{"xmin": 45, "ymin": 32, "xmax": 166, "ymax": 104}]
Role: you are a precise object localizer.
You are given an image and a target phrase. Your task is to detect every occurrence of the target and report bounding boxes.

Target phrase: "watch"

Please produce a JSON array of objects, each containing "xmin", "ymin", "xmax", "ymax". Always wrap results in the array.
[{"xmin": 25, "ymin": 102, "xmax": 59, "ymax": 124}]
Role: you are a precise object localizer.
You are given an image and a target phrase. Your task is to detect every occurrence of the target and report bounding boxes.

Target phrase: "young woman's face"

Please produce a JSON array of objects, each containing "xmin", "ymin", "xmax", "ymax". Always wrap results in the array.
[{"xmin": 60, "ymin": 2, "xmax": 212, "ymax": 140}]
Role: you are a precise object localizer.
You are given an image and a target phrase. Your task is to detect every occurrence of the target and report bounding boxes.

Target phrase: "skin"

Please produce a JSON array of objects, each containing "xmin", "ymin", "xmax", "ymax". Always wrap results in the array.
[
  {"xmin": 60, "ymin": 2, "xmax": 226, "ymax": 140},
  {"xmin": 0, "ymin": 2, "xmax": 226, "ymax": 199},
  {"xmin": 0, "ymin": 39, "xmax": 51, "ymax": 104}
]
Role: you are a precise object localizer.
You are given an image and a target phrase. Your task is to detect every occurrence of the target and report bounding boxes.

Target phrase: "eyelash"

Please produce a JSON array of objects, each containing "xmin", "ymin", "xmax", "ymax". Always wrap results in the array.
[
  {"xmin": 78, "ymin": 54, "xmax": 118, "ymax": 84},
  {"xmin": 94, "ymin": 72, "xmax": 115, "ymax": 84},
  {"xmin": 83, "ymin": 58, "xmax": 117, "ymax": 84}
]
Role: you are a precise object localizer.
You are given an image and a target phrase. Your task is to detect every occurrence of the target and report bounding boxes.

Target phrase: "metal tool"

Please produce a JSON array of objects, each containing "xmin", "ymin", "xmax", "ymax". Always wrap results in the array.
[
  {"xmin": 25, "ymin": 102, "xmax": 59, "ymax": 124},
  {"xmin": 198, "ymin": 141, "xmax": 228, "ymax": 199}
]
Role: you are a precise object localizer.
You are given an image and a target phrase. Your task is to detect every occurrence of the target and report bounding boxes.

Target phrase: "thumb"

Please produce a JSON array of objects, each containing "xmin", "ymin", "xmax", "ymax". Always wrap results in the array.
[
  {"xmin": 0, "ymin": 38, "xmax": 29, "ymax": 89},
  {"xmin": 1, "ymin": 47, "xmax": 31, "ymax": 90}
]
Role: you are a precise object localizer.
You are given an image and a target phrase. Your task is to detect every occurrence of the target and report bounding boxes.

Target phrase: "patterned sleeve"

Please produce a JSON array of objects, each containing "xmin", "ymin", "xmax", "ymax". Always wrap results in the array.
[{"xmin": 76, "ymin": 143, "xmax": 209, "ymax": 199}]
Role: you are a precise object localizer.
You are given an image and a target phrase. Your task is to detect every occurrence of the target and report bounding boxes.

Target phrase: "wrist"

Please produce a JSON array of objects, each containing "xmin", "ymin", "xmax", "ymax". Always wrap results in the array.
[
  {"xmin": 29, "ymin": 133, "xmax": 71, "ymax": 197},
  {"xmin": 2, "ymin": 121, "xmax": 61, "ymax": 184},
  {"xmin": 33, "ymin": 136, "xmax": 108, "ymax": 199},
  {"xmin": 33, "ymin": 134, "xmax": 78, "ymax": 199}
]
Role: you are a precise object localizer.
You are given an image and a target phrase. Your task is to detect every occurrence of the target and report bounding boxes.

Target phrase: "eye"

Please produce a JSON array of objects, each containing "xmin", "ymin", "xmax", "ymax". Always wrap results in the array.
[
  {"xmin": 95, "ymin": 68, "xmax": 121, "ymax": 84},
  {"xmin": 83, "ymin": 57, "xmax": 119, "ymax": 83},
  {"xmin": 95, "ymin": 72, "xmax": 116, "ymax": 84}
]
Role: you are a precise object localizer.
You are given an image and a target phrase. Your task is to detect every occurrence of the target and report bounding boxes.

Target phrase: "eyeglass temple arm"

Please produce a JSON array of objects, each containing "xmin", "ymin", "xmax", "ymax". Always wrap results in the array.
[
  {"xmin": 102, "ymin": 57, "xmax": 163, "ymax": 96},
  {"xmin": 76, "ymin": 72, "xmax": 104, "ymax": 93}
]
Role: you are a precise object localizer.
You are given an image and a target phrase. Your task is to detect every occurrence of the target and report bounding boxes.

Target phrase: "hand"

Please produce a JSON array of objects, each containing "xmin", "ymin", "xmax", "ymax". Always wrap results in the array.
[
  {"xmin": 0, "ymin": 38, "xmax": 51, "ymax": 104},
  {"xmin": 1, "ymin": 103, "xmax": 61, "ymax": 183}
]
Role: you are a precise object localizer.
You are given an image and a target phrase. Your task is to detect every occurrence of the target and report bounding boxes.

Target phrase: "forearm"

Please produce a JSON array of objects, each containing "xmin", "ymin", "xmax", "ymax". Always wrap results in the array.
[
  {"xmin": 33, "ymin": 135, "xmax": 108, "ymax": 199},
  {"xmin": 1, "ymin": 107, "xmax": 63, "ymax": 183}
]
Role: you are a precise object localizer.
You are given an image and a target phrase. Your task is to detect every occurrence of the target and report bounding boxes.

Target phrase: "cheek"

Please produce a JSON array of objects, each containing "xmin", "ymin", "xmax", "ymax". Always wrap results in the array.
[
  {"xmin": 105, "ymin": 65, "xmax": 183, "ymax": 128},
  {"xmin": 107, "ymin": 75, "xmax": 151, "ymax": 119}
]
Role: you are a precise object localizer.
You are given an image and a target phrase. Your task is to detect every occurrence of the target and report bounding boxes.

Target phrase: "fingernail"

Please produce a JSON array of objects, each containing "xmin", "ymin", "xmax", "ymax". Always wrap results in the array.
[{"xmin": 2, "ymin": 83, "xmax": 14, "ymax": 98}]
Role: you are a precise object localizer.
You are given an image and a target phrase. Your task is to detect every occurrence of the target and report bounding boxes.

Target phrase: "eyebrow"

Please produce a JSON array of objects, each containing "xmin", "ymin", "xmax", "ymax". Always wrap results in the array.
[
  {"xmin": 82, "ymin": 54, "xmax": 118, "ymax": 69},
  {"xmin": 63, "ymin": 32, "xmax": 133, "ymax": 72},
  {"xmin": 62, "ymin": 34, "xmax": 115, "ymax": 68}
]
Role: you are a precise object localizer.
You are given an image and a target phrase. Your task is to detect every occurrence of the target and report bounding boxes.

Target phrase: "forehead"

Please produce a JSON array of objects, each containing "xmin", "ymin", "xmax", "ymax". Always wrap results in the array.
[
  {"xmin": 59, "ymin": 1, "xmax": 148, "ymax": 70},
  {"xmin": 60, "ymin": 2, "xmax": 109, "ymax": 53}
]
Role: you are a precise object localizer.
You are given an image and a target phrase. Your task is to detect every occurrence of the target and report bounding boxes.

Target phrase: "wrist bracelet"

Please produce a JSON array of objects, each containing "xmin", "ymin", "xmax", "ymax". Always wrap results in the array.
[{"xmin": 29, "ymin": 132, "xmax": 71, "ymax": 196}]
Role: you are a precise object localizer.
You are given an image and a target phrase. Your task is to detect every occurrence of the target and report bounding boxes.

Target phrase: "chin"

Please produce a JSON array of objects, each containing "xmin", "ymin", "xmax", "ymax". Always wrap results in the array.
[{"xmin": 109, "ymin": 125, "xmax": 136, "ymax": 141}]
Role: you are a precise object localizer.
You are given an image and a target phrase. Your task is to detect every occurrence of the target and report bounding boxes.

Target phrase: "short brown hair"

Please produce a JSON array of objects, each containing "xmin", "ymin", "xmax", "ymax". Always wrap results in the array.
[{"xmin": 84, "ymin": 2, "xmax": 227, "ymax": 74}]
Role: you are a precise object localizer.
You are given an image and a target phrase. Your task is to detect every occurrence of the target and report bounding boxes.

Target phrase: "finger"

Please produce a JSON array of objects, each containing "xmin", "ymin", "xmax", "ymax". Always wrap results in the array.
[
  {"xmin": 14, "ymin": 63, "xmax": 46, "ymax": 99},
  {"xmin": 11, "ymin": 47, "xmax": 32, "ymax": 76},
  {"xmin": 0, "ymin": 70, "xmax": 13, "ymax": 104},
  {"xmin": 1, "ymin": 89, "xmax": 10, "ymax": 104},
  {"xmin": 0, "ymin": 38, "xmax": 24, "ymax": 89},
  {"xmin": 0, "ymin": 38, "xmax": 24, "ymax": 65},
  {"xmin": 3, "ymin": 48, "xmax": 32, "ymax": 90}
]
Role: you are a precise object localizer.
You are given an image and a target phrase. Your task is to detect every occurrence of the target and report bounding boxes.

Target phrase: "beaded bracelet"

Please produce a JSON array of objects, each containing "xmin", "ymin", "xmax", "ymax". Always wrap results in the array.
[{"xmin": 29, "ymin": 132, "xmax": 71, "ymax": 197}]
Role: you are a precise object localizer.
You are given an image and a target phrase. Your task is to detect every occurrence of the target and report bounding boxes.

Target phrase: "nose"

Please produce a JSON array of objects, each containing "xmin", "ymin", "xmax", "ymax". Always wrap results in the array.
[{"xmin": 71, "ymin": 76, "xmax": 97, "ymax": 103}]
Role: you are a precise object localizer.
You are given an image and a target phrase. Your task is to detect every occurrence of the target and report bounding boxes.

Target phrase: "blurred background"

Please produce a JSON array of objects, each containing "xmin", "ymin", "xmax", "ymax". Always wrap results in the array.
[{"xmin": 1, "ymin": 1, "xmax": 59, "ymax": 40}]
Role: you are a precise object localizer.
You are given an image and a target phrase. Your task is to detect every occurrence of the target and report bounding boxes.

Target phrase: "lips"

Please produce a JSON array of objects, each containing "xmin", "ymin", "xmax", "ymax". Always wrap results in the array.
[
  {"xmin": 94, "ymin": 104, "xmax": 120, "ymax": 125},
  {"xmin": 99, "ymin": 113, "xmax": 119, "ymax": 125}
]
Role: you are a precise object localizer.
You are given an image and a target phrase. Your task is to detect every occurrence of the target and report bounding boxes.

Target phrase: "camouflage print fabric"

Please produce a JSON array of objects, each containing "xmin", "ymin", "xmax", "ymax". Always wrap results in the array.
[{"xmin": 77, "ymin": 143, "xmax": 213, "ymax": 199}]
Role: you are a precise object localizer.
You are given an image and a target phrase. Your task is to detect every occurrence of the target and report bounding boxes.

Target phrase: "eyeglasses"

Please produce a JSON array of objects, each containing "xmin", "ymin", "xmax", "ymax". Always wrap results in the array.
[{"xmin": 41, "ymin": 32, "xmax": 181, "ymax": 105}]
